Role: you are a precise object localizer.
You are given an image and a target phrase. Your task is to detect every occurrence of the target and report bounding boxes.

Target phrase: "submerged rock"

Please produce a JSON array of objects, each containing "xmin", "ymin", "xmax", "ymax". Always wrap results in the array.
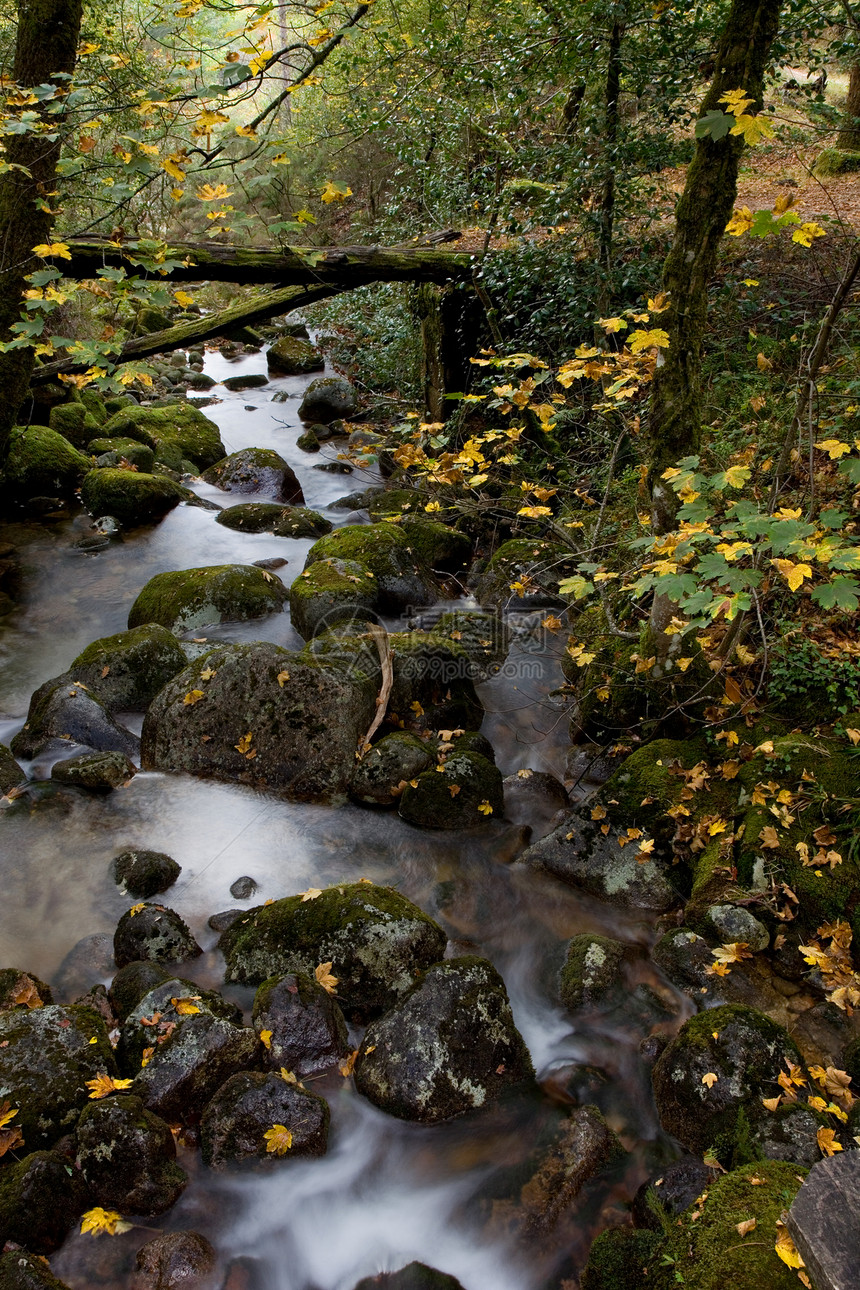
[
  {"xmin": 200, "ymin": 1070, "xmax": 330, "ymax": 1167},
  {"xmin": 215, "ymin": 502, "xmax": 332, "ymax": 538},
  {"xmin": 80, "ymin": 469, "xmax": 191, "ymax": 528},
  {"xmin": 298, "ymin": 375, "xmax": 357, "ymax": 423},
  {"xmin": 202, "ymin": 448, "xmax": 304, "ymax": 503},
  {"xmin": 51, "ymin": 749, "xmax": 136, "ymax": 790},
  {"xmin": 354, "ymin": 956, "xmax": 534, "ymax": 1122},
  {"xmin": 220, "ymin": 882, "xmax": 447, "ymax": 1018},
  {"xmin": 10, "ymin": 676, "xmax": 139, "ymax": 761},
  {"xmin": 113, "ymin": 903, "xmax": 201, "ymax": 969},
  {"xmin": 113, "ymin": 850, "xmax": 181, "ymax": 898},
  {"xmin": 127, "ymin": 564, "xmax": 287, "ymax": 633},
  {"xmin": 252, "ymin": 971, "xmax": 349, "ymax": 1075},
  {"xmin": 76, "ymin": 1093, "xmax": 187, "ymax": 1216},
  {"xmin": 511, "ymin": 1104, "xmax": 623, "ymax": 1234},
  {"xmin": 0, "ymin": 1149, "xmax": 88, "ymax": 1253},
  {"xmin": 69, "ymin": 623, "xmax": 187, "ymax": 712}
]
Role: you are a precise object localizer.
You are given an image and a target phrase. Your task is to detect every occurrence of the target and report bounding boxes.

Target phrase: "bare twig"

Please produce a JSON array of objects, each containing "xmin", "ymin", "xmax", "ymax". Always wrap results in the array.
[{"xmin": 356, "ymin": 623, "xmax": 393, "ymax": 755}]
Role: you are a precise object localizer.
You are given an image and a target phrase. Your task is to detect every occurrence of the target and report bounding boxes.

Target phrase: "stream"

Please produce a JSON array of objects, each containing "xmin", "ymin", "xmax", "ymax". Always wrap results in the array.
[{"xmin": 0, "ymin": 346, "xmax": 687, "ymax": 1290}]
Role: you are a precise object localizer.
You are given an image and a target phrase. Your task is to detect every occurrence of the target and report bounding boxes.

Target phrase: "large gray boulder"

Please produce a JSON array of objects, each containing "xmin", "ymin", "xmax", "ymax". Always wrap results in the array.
[{"xmin": 200, "ymin": 1071, "xmax": 329, "ymax": 1168}]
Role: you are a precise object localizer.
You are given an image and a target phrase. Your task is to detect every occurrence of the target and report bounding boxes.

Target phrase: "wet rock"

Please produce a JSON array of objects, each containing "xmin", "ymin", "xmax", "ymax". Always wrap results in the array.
[
  {"xmin": 114, "ymin": 903, "xmax": 201, "ymax": 969},
  {"xmin": 513, "ymin": 1104, "xmax": 622, "ymax": 1234},
  {"xmin": 749, "ymin": 1100, "xmax": 827, "ymax": 1167},
  {"xmin": 132, "ymin": 1232, "xmax": 217, "ymax": 1290},
  {"xmin": 298, "ymin": 375, "xmax": 357, "ymax": 423},
  {"xmin": 113, "ymin": 850, "xmax": 181, "ymax": 898},
  {"xmin": 631, "ymin": 1157, "xmax": 715, "ymax": 1229},
  {"xmin": 188, "ymin": 371, "xmax": 216, "ymax": 390},
  {"xmin": 73, "ymin": 982, "xmax": 116, "ymax": 1032},
  {"xmin": 289, "ymin": 558, "xmax": 380, "ymax": 638},
  {"xmin": 0, "ymin": 744, "xmax": 24, "ymax": 793},
  {"xmin": 108, "ymin": 961, "xmax": 174, "ymax": 1021},
  {"xmin": 69, "ymin": 623, "xmax": 188, "ymax": 711},
  {"xmin": 76, "ymin": 1094, "xmax": 187, "ymax": 1216},
  {"xmin": 53, "ymin": 934, "xmax": 115, "ymax": 1001},
  {"xmin": 99, "ymin": 402, "xmax": 226, "ymax": 472},
  {"xmin": 652, "ymin": 1004, "xmax": 802, "ymax": 1155},
  {"xmin": 653, "ymin": 926, "xmax": 716, "ymax": 994},
  {"xmin": 254, "ymin": 557, "xmax": 288, "ymax": 571},
  {"xmin": 221, "ymin": 881, "xmax": 447, "ymax": 1018},
  {"xmin": 433, "ymin": 610, "xmax": 509, "ymax": 681},
  {"xmin": 0, "ymin": 1251, "xmax": 75, "ymax": 1290},
  {"xmin": 209, "ymin": 910, "xmax": 243, "ymax": 932},
  {"xmin": 354, "ymin": 956, "xmax": 534, "ymax": 1122},
  {"xmin": 521, "ymin": 811, "xmax": 679, "ymax": 912},
  {"xmin": 559, "ymin": 935, "xmax": 631, "ymax": 1011},
  {"xmin": 296, "ymin": 428, "xmax": 320, "ymax": 452},
  {"xmin": 502, "ymin": 771, "xmax": 569, "ymax": 837},
  {"xmin": 472, "ymin": 538, "xmax": 577, "ymax": 610},
  {"xmin": 200, "ymin": 1070, "xmax": 329, "ymax": 1167},
  {"xmin": 275, "ymin": 320, "xmax": 310, "ymax": 340},
  {"xmin": 80, "ymin": 469, "xmax": 192, "ymax": 528},
  {"xmin": 128, "ymin": 565, "xmax": 287, "ymax": 633},
  {"xmin": 313, "ymin": 460, "xmax": 353, "ymax": 474},
  {"xmin": 0, "ymin": 969, "xmax": 52, "ymax": 1012},
  {"xmin": 705, "ymin": 903, "xmax": 770, "ymax": 952},
  {"xmin": 142, "ymin": 643, "xmax": 376, "ymax": 801},
  {"xmin": 87, "ymin": 436, "xmax": 156, "ymax": 472},
  {"xmin": 51, "ymin": 749, "xmax": 136, "ymax": 790},
  {"xmin": 398, "ymin": 752, "xmax": 504, "ymax": 830},
  {"xmin": 230, "ymin": 875, "xmax": 257, "ymax": 900},
  {"xmin": 252, "ymin": 971, "xmax": 348, "ymax": 1075},
  {"xmin": 0, "ymin": 1004, "xmax": 117, "ymax": 1148},
  {"xmin": 215, "ymin": 502, "xmax": 332, "ymax": 538},
  {"xmin": 303, "ymin": 524, "xmax": 440, "ymax": 615},
  {"xmin": 4, "ymin": 426, "xmax": 91, "ymax": 499},
  {"xmin": 0, "ymin": 1149, "xmax": 88, "ymax": 1253},
  {"xmin": 788, "ymin": 1152, "xmax": 860, "ymax": 1290},
  {"xmin": 117, "ymin": 978, "xmax": 242, "ymax": 1071},
  {"xmin": 10, "ymin": 676, "xmax": 139, "ymax": 761},
  {"xmin": 223, "ymin": 373, "xmax": 270, "ymax": 391},
  {"xmin": 266, "ymin": 336, "xmax": 324, "ymax": 374},
  {"xmin": 202, "ymin": 448, "xmax": 304, "ymax": 503},
  {"xmin": 386, "ymin": 632, "xmax": 484, "ymax": 730},
  {"xmin": 352, "ymin": 1266, "xmax": 466, "ymax": 1290},
  {"xmin": 349, "ymin": 732, "xmax": 435, "ymax": 807}
]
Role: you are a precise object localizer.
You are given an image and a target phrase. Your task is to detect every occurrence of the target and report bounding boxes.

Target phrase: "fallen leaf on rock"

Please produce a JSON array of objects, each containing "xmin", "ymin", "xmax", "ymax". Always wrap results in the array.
[
  {"xmin": 170, "ymin": 997, "xmax": 201, "ymax": 1015},
  {"xmin": 86, "ymin": 1074, "xmax": 134, "ymax": 1099},
  {"xmin": 300, "ymin": 887, "xmax": 322, "ymax": 902},
  {"xmin": 235, "ymin": 732, "xmax": 253, "ymax": 755},
  {"xmin": 183, "ymin": 689, "xmax": 204, "ymax": 706},
  {"xmin": 702, "ymin": 1072, "xmax": 718, "ymax": 1088},
  {"xmin": 775, "ymin": 1222, "xmax": 805, "ymax": 1269},
  {"xmin": 259, "ymin": 1029, "xmax": 273, "ymax": 1049},
  {"xmin": 128, "ymin": 903, "xmax": 145, "ymax": 917},
  {"xmin": 264, "ymin": 1124, "xmax": 293, "ymax": 1155},
  {"xmin": 315, "ymin": 962, "xmax": 338, "ymax": 995},
  {"xmin": 339, "ymin": 1049, "xmax": 358, "ymax": 1077},
  {"xmin": 277, "ymin": 670, "xmax": 290, "ymax": 687},
  {"xmin": 478, "ymin": 800, "xmax": 493, "ymax": 815},
  {"xmin": 817, "ymin": 1126, "xmax": 843, "ymax": 1156},
  {"xmin": 9, "ymin": 979, "xmax": 42, "ymax": 1009},
  {"xmin": 199, "ymin": 667, "xmax": 216, "ymax": 681},
  {"xmin": 736, "ymin": 1218, "xmax": 756, "ymax": 1236}
]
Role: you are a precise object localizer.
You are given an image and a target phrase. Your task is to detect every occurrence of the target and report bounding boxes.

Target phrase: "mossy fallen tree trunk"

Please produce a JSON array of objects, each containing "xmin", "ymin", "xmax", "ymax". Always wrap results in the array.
[
  {"xmin": 61, "ymin": 240, "xmax": 474, "ymax": 287},
  {"xmin": 29, "ymin": 283, "xmax": 340, "ymax": 383}
]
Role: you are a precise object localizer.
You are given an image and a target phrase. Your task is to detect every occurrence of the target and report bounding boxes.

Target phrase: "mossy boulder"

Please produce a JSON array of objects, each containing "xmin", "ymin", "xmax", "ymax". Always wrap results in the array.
[
  {"xmin": 472, "ymin": 538, "xmax": 577, "ymax": 609},
  {"xmin": 653, "ymin": 927, "xmax": 717, "ymax": 995},
  {"xmin": 397, "ymin": 519, "xmax": 472, "ymax": 572},
  {"xmin": 398, "ymin": 751, "xmax": 503, "ymax": 830},
  {"xmin": 289, "ymin": 558, "xmax": 380, "ymax": 639},
  {"xmin": 141, "ymin": 643, "xmax": 376, "ymax": 800},
  {"xmin": 113, "ymin": 849, "xmax": 181, "ymax": 898},
  {"xmin": 0, "ymin": 970, "xmax": 51, "ymax": 1012},
  {"xmin": 75, "ymin": 1094, "xmax": 187, "ymax": 1216},
  {"xmin": 116, "ymin": 978, "xmax": 241, "ymax": 1073},
  {"xmin": 202, "ymin": 448, "xmax": 304, "ymax": 503},
  {"xmin": 99, "ymin": 403, "xmax": 225, "ymax": 470},
  {"xmin": 0, "ymin": 1252, "xmax": 74, "ymax": 1290},
  {"xmin": 365, "ymin": 488, "xmax": 423, "ymax": 519},
  {"xmin": 113, "ymin": 903, "xmax": 200, "ymax": 969},
  {"xmin": 3, "ymin": 426, "xmax": 91, "ymax": 499},
  {"xmin": 69, "ymin": 623, "xmax": 187, "ymax": 712},
  {"xmin": 220, "ymin": 881, "xmax": 447, "ymax": 1018},
  {"xmin": 215, "ymin": 502, "xmax": 332, "ymax": 538},
  {"xmin": 80, "ymin": 468, "xmax": 191, "ymax": 528},
  {"xmin": 652, "ymin": 1004, "xmax": 802, "ymax": 1156},
  {"xmin": 252, "ymin": 971, "xmax": 349, "ymax": 1075},
  {"xmin": 0, "ymin": 1150, "xmax": 88, "ymax": 1254},
  {"xmin": 266, "ymin": 335, "xmax": 325, "ymax": 374},
  {"xmin": 434, "ymin": 610, "xmax": 509, "ymax": 681},
  {"xmin": 559, "ymin": 935, "xmax": 631, "ymax": 1011},
  {"xmin": 10, "ymin": 676, "xmax": 139, "ymax": 761},
  {"xmin": 349, "ymin": 732, "xmax": 436, "ymax": 806},
  {"xmin": 79, "ymin": 389, "xmax": 108, "ymax": 425},
  {"xmin": 813, "ymin": 147, "xmax": 860, "ymax": 178},
  {"xmin": 48, "ymin": 401, "xmax": 100, "ymax": 448},
  {"xmin": 200, "ymin": 1071, "xmax": 329, "ymax": 1168},
  {"xmin": 127, "ymin": 564, "xmax": 287, "ymax": 633},
  {"xmin": 353, "ymin": 956, "xmax": 534, "ymax": 1122},
  {"xmin": 580, "ymin": 1227, "xmax": 663, "ymax": 1290},
  {"xmin": 296, "ymin": 428, "xmax": 320, "ymax": 452},
  {"xmin": 298, "ymin": 375, "xmax": 357, "ymax": 423},
  {"xmin": 135, "ymin": 305, "xmax": 171, "ymax": 333},
  {"xmin": 352, "ymin": 1266, "xmax": 465, "ymax": 1290},
  {"xmin": 87, "ymin": 436, "xmax": 155, "ymax": 472},
  {"xmin": 0, "ymin": 1004, "xmax": 117, "ymax": 1149},
  {"xmin": 108, "ymin": 961, "xmax": 175, "ymax": 1022},
  {"xmin": 0, "ymin": 744, "xmax": 25, "ymax": 794},
  {"xmin": 304, "ymin": 524, "xmax": 440, "ymax": 613},
  {"xmin": 51, "ymin": 749, "xmax": 136, "ymax": 791}
]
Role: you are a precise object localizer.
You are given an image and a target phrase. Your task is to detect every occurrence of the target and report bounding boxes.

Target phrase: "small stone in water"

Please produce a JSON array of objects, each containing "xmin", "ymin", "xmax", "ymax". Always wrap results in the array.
[
  {"xmin": 208, "ymin": 910, "xmax": 244, "ymax": 933},
  {"xmin": 253, "ymin": 558, "xmax": 288, "ymax": 570},
  {"xmin": 230, "ymin": 876, "xmax": 257, "ymax": 900}
]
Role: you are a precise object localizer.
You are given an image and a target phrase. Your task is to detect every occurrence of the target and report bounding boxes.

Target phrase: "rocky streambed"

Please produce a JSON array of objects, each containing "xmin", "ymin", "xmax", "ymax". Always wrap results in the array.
[{"xmin": 0, "ymin": 335, "xmax": 856, "ymax": 1290}]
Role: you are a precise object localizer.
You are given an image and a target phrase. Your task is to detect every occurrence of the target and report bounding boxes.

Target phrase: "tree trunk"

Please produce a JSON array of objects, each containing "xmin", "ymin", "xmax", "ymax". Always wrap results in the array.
[
  {"xmin": 0, "ymin": 0, "xmax": 83, "ymax": 461},
  {"xmin": 837, "ymin": 60, "xmax": 860, "ymax": 151},
  {"xmin": 644, "ymin": 0, "xmax": 781, "ymax": 652}
]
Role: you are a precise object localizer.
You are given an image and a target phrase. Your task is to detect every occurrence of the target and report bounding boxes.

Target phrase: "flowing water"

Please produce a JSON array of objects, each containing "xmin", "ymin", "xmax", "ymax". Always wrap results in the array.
[{"xmin": 0, "ymin": 347, "xmax": 686, "ymax": 1290}]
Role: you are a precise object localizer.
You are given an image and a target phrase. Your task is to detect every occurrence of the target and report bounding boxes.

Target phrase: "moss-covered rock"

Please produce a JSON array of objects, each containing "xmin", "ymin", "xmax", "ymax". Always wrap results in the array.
[
  {"xmin": 135, "ymin": 305, "xmax": 171, "ymax": 333},
  {"xmin": 266, "ymin": 335, "xmax": 325, "ymax": 374},
  {"xmin": 559, "ymin": 935, "xmax": 631, "ymax": 1011},
  {"xmin": 220, "ymin": 881, "xmax": 447, "ymax": 1017},
  {"xmin": 289, "ymin": 558, "xmax": 380, "ymax": 639},
  {"xmin": 86, "ymin": 436, "xmax": 155, "ymax": 472},
  {"xmin": 434, "ymin": 610, "xmax": 509, "ymax": 681},
  {"xmin": 108, "ymin": 961, "xmax": 174, "ymax": 1022},
  {"xmin": 113, "ymin": 903, "xmax": 200, "ymax": 969},
  {"xmin": 304, "ymin": 524, "xmax": 440, "ymax": 613},
  {"xmin": 75, "ymin": 1094, "xmax": 187, "ymax": 1216},
  {"xmin": 349, "ymin": 732, "xmax": 436, "ymax": 806},
  {"xmin": 51, "ymin": 750, "xmax": 136, "ymax": 791},
  {"xmin": 200, "ymin": 1070, "xmax": 329, "ymax": 1168},
  {"xmin": 0, "ymin": 1004, "xmax": 117, "ymax": 1149},
  {"xmin": 10, "ymin": 676, "xmax": 139, "ymax": 761},
  {"xmin": 113, "ymin": 849, "xmax": 181, "ymax": 898},
  {"xmin": 398, "ymin": 751, "xmax": 503, "ymax": 830},
  {"xmin": 298, "ymin": 375, "xmax": 357, "ymax": 423},
  {"xmin": 0, "ymin": 969, "xmax": 51, "ymax": 1012},
  {"xmin": 3, "ymin": 426, "xmax": 91, "ymax": 499},
  {"xmin": 472, "ymin": 538, "xmax": 577, "ymax": 609},
  {"xmin": 813, "ymin": 147, "xmax": 860, "ymax": 178},
  {"xmin": 127, "ymin": 564, "xmax": 287, "ymax": 633},
  {"xmin": 653, "ymin": 927, "xmax": 717, "ymax": 995},
  {"xmin": 116, "ymin": 978, "xmax": 241, "ymax": 1073},
  {"xmin": 0, "ymin": 744, "xmax": 25, "ymax": 793},
  {"xmin": 252, "ymin": 971, "xmax": 349, "ymax": 1076},
  {"xmin": 80, "ymin": 468, "xmax": 191, "ymax": 527},
  {"xmin": 69, "ymin": 623, "xmax": 187, "ymax": 712},
  {"xmin": 215, "ymin": 502, "xmax": 332, "ymax": 538},
  {"xmin": 48, "ymin": 401, "xmax": 100, "ymax": 448},
  {"xmin": 141, "ymin": 642, "xmax": 376, "ymax": 800},
  {"xmin": 202, "ymin": 448, "xmax": 304, "ymax": 503},
  {"xmin": 652, "ymin": 1005, "xmax": 802, "ymax": 1156},
  {"xmin": 580, "ymin": 1227, "xmax": 663, "ymax": 1290},
  {"xmin": 365, "ymin": 488, "xmax": 424, "ymax": 519},
  {"xmin": 99, "ymin": 403, "xmax": 225, "ymax": 470},
  {"xmin": 296, "ymin": 428, "xmax": 321, "ymax": 452},
  {"xmin": 387, "ymin": 632, "xmax": 484, "ymax": 730},
  {"xmin": 354, "ymin": 956, "xmax": 534, "ymax": 1122},
  {"xmin": 79, "ymin": 389, "xmax": 108, "ymax": 425},
  {"xmin": 0, "ymin": 1251, "xmax": 74, "ymax": 1290},
  {"xmin": 0, "ymin": 1150, "xmax": 88, "ymax": 1254},
  {"xmin": 398, "ymin": 519, "xmax": 472, "ymax": 572}
]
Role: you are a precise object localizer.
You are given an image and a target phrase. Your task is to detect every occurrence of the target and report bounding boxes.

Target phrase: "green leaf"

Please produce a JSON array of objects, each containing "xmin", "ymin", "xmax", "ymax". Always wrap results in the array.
[
  {"xmin": 695, "ymin": 553, "xmax": 732, "ymax": 580},
  {"xmin": 838, "ymin": 458, "xmax": 860, "ymax": 485},
  {"xmin": 695, "ymin": 110, "xmax": 733, "ymax": 141},
  {"xmin": 558, "ymin": 574, "xmax": 594, "ymax": 599},
  {"xmin": 811, "ymin": 578, "xmax": 860, "ymax": 611},
  {"xmin": 820, "ymin": 508, "xmax": 849, "ymax": 529}
]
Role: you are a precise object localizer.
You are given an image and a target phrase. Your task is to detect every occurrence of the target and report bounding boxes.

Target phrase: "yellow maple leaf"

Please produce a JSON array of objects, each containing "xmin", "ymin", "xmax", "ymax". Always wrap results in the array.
[
  {"xmin": 264, "ymin": 1123, "xmax": 293, "ymax": 1155},
  {"xmin": 315, "ymin": 962, "xmax": 338, "ymax": 995},
  {"xmin": 170, "ymin": 996, "xmax": 202, "ymax": 1015},
  {"xmin": 628, "ymin": 328, "xmax": 670, "ymax": 353},
  {"xmin": 817, "ymin": 438, "xmax": 852, "ymax": 459},
  {"xmin": 761, "ymin": 1095, "xmax": 782, "ymax": 1111},
  {"xmin": 518, "ymin": 505, "xmax": 552, "ymax": 518},
  {"xmin": 817, "ymin": 1126, "xmax": 843, "ymax": 1156},
  {"xmin": 720, "ymin": 89, "xmax": 754, "ymax": 115},
  {"xmin": 161, "ymin": 155, "xmax": 186, "ymax": 182},
  {"xmin": 259, "ymin": 1029, "xmax": 273, "ymax": 1049},
  {"xmin": 730, "ymin": 113, "xmax": 775, "ymax": 145},
  {"xmin": 86, "ymin": 1073, "xmax": 134, "ymax": 1100},
  {"xmin": 725, "ymin": 206, "xmax": 754, "ymax": 236},
  {"xmin": 196, "ymin": 183, "xmax": 233, "ymax": 201},
  {"xmin": 770, "ymin": 559, "xmax": 812, "ymax": 592},
  {"xmin": 235, "ymin": 732, "xmax": 253, "ymax": 754},
  {"xmin": 0, "ymin": 1102, "xmax": 18, "ymax": 1131},
  {"xmin": 339, "ymin": 1049, "xmax": 359, "ymax": 1077},
  {"xmin": 80, "ymin": 1207, "xmax": 131, "ymax": 1237},
  {"xmin": 774, "ymin": 1222, "xmax": 805, "ymax": 1269},
  {"xmin": 32, "ymin": 241, "xmax": 72, "ymax": 259},
  {"xmin": 128, "ymin": 903, "xmax": 145, "ymax": 917},
  {"xmin": 320, "ymin": 180, "xmax": 352, "ymax": 203},
  {"xmin": 277, "ymin": 669, "xmax": 290, "ymax": 687},
  {"xmin": 174, "ymin": 290, "xmax": 195, "ymax": 308},
  {"xmin": 300, "ymin": 887, "xmax": 322, "ymax": 902},
  {"xmin": 702, "ymin": 1071, "xmax": 719, "ymax": 1088},
  {"xmin": 793, "ymin": 222, "xmax": 826, "ymax": 247},
  {"xmin": 183, "ymin": 689, "xmax": 204, "ymax": 706},
  {"xmin": 477, "ymin": 800, "xmax": 493, "ymax": 815},
  {"xmin": 199, "ymin": 667, "xmax": 216, "ymax": 681}
]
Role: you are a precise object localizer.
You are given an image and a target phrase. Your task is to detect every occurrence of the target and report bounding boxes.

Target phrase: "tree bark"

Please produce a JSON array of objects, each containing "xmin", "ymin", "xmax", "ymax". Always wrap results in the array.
[
  {"xmin": 837, "ymin": 60, "xmax": 860, "ymax": 151},
  {"xmin": 0, "ymin": 0, "xmax": 83, "ymax": 461}
]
